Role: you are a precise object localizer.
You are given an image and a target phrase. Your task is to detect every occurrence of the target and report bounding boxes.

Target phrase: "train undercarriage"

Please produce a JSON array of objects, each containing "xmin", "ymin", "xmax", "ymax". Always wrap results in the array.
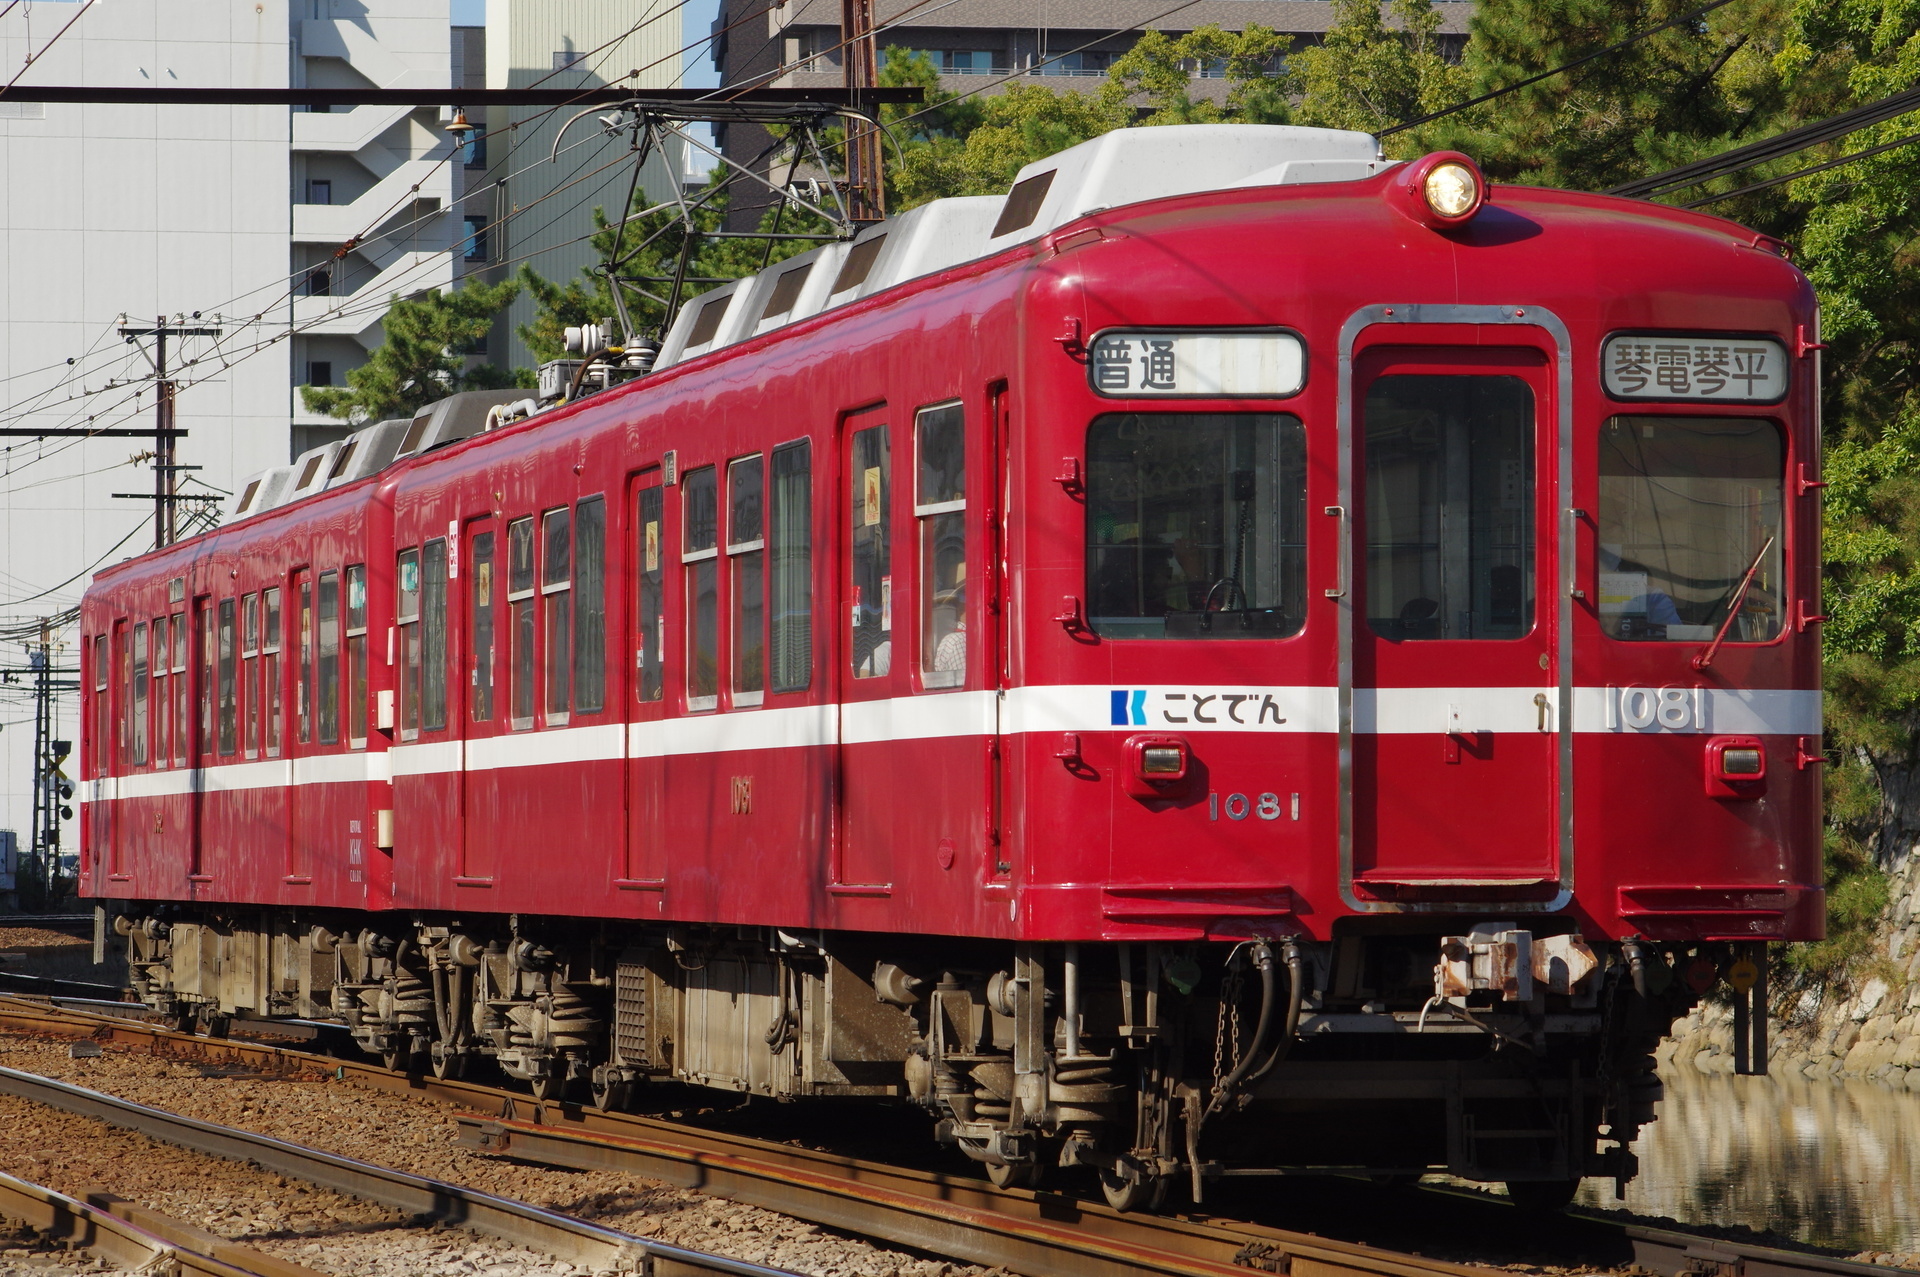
[{"xmin": 114, "ymin": 907, "xmax": 1705, "ymax": 1211}]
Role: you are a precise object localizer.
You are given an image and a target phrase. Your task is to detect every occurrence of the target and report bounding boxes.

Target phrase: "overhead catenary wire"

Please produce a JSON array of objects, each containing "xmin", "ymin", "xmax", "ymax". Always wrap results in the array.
[{"xmin": 0, "ymin": 0, "xmax": 95, "ymax": 99}]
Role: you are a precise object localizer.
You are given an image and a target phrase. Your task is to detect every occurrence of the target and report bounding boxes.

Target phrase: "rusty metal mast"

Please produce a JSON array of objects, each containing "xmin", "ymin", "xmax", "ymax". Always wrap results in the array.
[{"xmin": 841, "ymin": 0, "xmax": 885, "ymax": 221}]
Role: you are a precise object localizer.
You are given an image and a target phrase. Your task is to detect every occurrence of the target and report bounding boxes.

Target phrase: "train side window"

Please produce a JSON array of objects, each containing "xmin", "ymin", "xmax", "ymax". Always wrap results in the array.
[
  {"xmin": 116, "ymin": 623, "xmax": 129, "ymax": 769},
  {"xmin": 508, "ymin": 518, "xmax": 535, "ymax": 729},
  {"xmin": 471, "ymin": 533, "xmax": 496, "ymax": 723},
  {"xmin": 728, "ymin": 455, "xmax": 766, "ymax": 705},
  {"xmin": 150, "ymin": 617, "xmax": 168, "ymax": 768},
  {"xmin": 1598, "ymin": 416, "xmax": 1784, "ymax": 643},
  {"xmin": 316, "ymin": 572, "xmax": 340, "ymax": 745},
  {"xmin": 684, "ymin": 466, "xmax": 720, "ymax": 711},
  {"xmin": 131, "ymin": 622, "xmax": 150, "ymax": 766},
  {"xmin": 397, "ymin": 550, "xmax": 421, "ymax": 738},
  {"xmin": 915, "ymin": 403, "xmax": 966, "ymax": 686},
  {"xmin": 262, "ymin": 589, "xmax": 282, "ymax": 757},
  {"xmin": 346, "ymin": 566, "xmax": 368, "ymax": 746},
  {"xmin": 770, "ymin": 441, "xmax": 812, "ymax": 693},
  {"xmin": 635, "ymin": 485, "xmax": 665, "ymax": 703},
  {"xmin": 170, "ymin": 611, "xmax": 186, "ymax": 766},
  {"xmin": 574, "ymin": 497, "xmax": 606, "ymax": 714},
  {"xmin": 294, "ymin": 574, "xmax": 313, "ymax": 744},
  {"xmin": 850, "ymin": 426, "xmax": 891, "ymax": 677},
  {"xmin": 217, "ymin": 598, "xmax": 238, "ymax": 756},
  {"xmin": 198, "ymin": 602, "xmax": 214, "ymax": 758},
  {"xmin": 242, "ymin": 595, "xmax": 260, "ymax": 758},
  {"xmin": 422, "ymin": 540, "xmax": 449, "ymax": 731},
  {"xmin": 1087, "ymin": 412, "xmax": 1307, "ymax": 639},
  {"xmin": 541, "ymin": 510, "xmax": 572, "ymax": 722}
]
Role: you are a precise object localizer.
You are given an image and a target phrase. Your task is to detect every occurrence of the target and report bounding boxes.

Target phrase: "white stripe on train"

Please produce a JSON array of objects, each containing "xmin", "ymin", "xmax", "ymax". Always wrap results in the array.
[{"xmin": 81, "ymin": 684, "xmax": 1821, "ymax": 802}]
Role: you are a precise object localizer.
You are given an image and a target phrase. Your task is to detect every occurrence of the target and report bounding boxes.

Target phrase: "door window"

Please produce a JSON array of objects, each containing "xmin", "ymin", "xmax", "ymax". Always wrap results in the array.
[
  {"xmin": 636, "ymin": 485, "xmax": 665, "ymax": 703},
  {"xmin": 1364, "ymin": 376, "xmax": 1534, "ymax": 641},
  {"xmin": 850, "ymin": 426, "xmax": 891, "ymax": 677},
  {"xmin": 217, "ymin": 599, "xmax": 237, "ymax": 756},
  {"xmin": 1598, "ymin": 416, "xmax": 1784, "ymax": 643},
  {"xmin": 1087, "ymin": 412, "xmax": 1307, "ymax": 638},
  {"xmin": 316, "ymin": 573, "xmax": 339, "ymax": 745},
  {"xmin": 131, "ymin": 623, "xmax": 149, "ymax": 766},
  {"xmin": 422, "ymin": 540, "xmax": 449, "ymax": 731},
  {"xmin": 471, "ymin": 532, "xmax": 496, "ymax": 722}
]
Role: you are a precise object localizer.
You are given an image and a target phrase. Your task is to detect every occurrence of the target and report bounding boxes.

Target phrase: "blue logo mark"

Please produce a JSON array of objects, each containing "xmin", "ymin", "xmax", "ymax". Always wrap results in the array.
[{"xmin": 1110, "ymin": 689, "xmax": 1148, "ymax": 726}]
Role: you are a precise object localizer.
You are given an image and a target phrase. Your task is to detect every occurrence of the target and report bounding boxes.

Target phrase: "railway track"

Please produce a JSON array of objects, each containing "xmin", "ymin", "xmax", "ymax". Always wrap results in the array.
[
  {"xmin": 0, "ymin": 1167, "xmax": 330, "ymax": 1277},
  {"xmin": 0, "ymin": 993, "xmax": 1902, "ymax": 1277}
]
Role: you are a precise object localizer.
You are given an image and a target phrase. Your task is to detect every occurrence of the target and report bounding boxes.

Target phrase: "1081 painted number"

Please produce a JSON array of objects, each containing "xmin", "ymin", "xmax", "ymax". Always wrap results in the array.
[{"xmin": 1209, "ymin": 792, "xmax": 1299, "ymax": 821}]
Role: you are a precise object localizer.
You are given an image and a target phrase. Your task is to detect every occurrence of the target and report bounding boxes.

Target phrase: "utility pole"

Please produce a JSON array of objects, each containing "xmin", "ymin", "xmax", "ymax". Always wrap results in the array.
[
  {"xmin": 21, "ymin": 621, "xmax": 76, "ymax": 905},
  {"xmin": 841, "ymin": 0, "xmax": 884, "ymax": 222},
  {"xmin": 117, "ymin": 316, "xmax": 222, "ymax": 547}
]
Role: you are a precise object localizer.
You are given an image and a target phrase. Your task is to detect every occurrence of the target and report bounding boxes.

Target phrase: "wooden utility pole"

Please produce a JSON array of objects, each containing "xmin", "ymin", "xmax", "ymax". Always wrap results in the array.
[
  {"xmin": 841, "ymin": 0, "xmax": 884, "ymax": 221},
  {"xmin": 117, "ymin": 317, "xmax": 221, "ymax": 547}
]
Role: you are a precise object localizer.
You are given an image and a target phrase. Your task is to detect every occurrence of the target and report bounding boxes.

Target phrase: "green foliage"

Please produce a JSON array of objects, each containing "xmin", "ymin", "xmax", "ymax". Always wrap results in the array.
[
  {"xmin": 300, "ymin": 278, "xmax": 526, "ymax": 425},
  {"xmin": 1287, "ymin": 0, "xmax": 1469, "ymax": 137}
]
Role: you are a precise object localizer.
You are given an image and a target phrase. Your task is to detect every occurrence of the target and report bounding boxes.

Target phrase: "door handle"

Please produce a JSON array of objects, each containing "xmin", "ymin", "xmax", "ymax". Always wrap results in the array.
[
  {"xmin": 1324, "ymin": 506, "xmax": 1347, "ymax": 598},
  {"xmin": 1534, "ymin": 692, "xmax": 1550, "ymax": 732}
]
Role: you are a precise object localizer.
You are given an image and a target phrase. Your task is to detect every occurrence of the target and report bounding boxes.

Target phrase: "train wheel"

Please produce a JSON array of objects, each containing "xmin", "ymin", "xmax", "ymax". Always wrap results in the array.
[
  {"xmin": 1505, "ymin": 1179, "xmax": 1580, "ymax": 1213},
  {"xmin": 985, "ymin": 1160, "xmax": 1038, "ymax": 1190},
  {"xmin": 382, "ymin": 1045, "xmax": 422, "ymax": 1075},
  {"xmin": 429, "ymin": 1041, "xmax": 466, "ymax": 1080},
  {"xmin": 196, "ymin": 1011, "xmax": 230, "ymax": 1040},
  {"xmin": 529, "ymin": 1072, "xmax": 567, "ymax": 1102},
  {"xmin": 589, "ymin": 1066, "xmax": 629, "ymax": 1112},
  {"xmin": 1099, "ymin": 1166, "xmax": 1167, "ymax": 1213}
]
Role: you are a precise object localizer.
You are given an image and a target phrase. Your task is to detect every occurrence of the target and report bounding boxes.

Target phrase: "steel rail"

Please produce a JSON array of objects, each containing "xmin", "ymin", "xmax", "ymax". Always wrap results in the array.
[
  {"xmin": 0, "ymin": 996, "xmax": 1901, "ymax": 1277},
  {"xmin": 0, "ymin": 1169, "xmax": 323, "ymax": 1277},
  {"xmin": 0, "ymin": 1060, "xmax": 799, "ymax": 1277}
]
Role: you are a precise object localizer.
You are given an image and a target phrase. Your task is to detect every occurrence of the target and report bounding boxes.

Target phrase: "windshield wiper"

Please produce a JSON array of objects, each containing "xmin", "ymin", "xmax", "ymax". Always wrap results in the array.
[{"xmin": 1692, "ymin": 534, "xmax": 1775, "ymax": 671}]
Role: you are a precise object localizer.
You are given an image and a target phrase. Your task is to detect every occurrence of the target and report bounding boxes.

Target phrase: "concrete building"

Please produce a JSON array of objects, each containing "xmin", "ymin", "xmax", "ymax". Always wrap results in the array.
[
  {"xmin": 712, "ymin": 0, "xmax": 1470, "ymax": 227},
  {"xmin": 477, "ymin": 0, "xmax": 688, "ymax": 372}
]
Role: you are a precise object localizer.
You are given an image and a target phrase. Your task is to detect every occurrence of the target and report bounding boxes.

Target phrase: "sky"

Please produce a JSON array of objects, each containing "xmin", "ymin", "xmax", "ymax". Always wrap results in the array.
[{"xmin": 448, "ymin": 0, "xmax": 724, "ymax": 92}]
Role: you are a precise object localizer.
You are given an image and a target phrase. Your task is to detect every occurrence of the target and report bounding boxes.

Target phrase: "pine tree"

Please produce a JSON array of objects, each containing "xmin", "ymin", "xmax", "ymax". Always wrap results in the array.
[{"xmin": 299, "ymin": 278, "xmax": 527, "ymax": 424}]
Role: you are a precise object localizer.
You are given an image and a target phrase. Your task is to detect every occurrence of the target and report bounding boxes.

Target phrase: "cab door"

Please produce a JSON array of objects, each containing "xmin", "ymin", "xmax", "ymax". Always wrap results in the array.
[{"xmin": 1346, "ymin": 342, "xmax": 1563, "ymax": 902}]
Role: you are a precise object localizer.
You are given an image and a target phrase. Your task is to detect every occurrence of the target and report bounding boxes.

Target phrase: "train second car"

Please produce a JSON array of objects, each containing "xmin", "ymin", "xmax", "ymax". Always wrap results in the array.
[{"xmin": 78, "ymin": 126, "xmax": 1822, "ymax": 1211}]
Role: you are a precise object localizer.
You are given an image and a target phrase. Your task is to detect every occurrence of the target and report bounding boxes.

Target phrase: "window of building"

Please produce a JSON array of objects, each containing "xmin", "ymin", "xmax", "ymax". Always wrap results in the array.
[
  {"xmin": 397, "ymin": 549, "xmax": 420, "ymax": 737},
  {"xmin": 1364, "ymin": 377, "xmax": 1532, "ymax": 641},
  {"xmin": 263, "ymin": 588, "xmax": 282, "ymax": 757},
  {"xmin": 131, "ymin": 622, "xmax": 149, "ymax": 767},
  {"xmin": 938, "ymin": 49, "xmax": 996, "ymax": 74},
  {"xmin": 636, "ymin": 483, "xmax": 665, "ymax": 703},
  {"xmin": 508, "ymin": 518, "xmax": 535, "ymax": 729},
  {"xmin": 684, "ymin": 466, "xmax": 719, "ymax": 709},
  {"xmin": 217, "ymin": 598, "xmax": 238, "ymax": 756},
  {"xmin": 574, "ymin": 497, "xmax": 606, "ymax": 714},
  {"xmin": 242, "ymin": 594, "xmax": 259, "ymax": 758},
  {"xmin": 423, "ymin": 540, "xmax": 448, "ymax": 731},
  {"xmin": 1087, "ymin": 412, "xmax": 1308, "ymax": 639},
  {"xmin": 1598, "ymin": 416, "xmax": 1784, "ymax": 643},
  {"xmin": 540, "ymin": 509, "xmax": 571, "ymax": 721},
  {"xmin": 306, "ymin": 178, "xmax": 332, "ymax": 205},
  {"xmin": 346, "ymin": 565, "xmax": 368, "ymax": 745},
  {"xmin": 462, "ymin": 215, "xmax": 488, "ymax": 262},
  {"xmin": 770, "ymin": 442, "xmax": 812, "ymax": 692},
  {"xmin": 308, "ymin": 361, "xmax": 333, "ymax": 388},
  {"xmin": 850, "ymin": 426, "xmax": 891, "ymax": 677},
  {"xmin": 728, "ymin": 456, "xmax": 766, "ymax": 704},
  {"xmin": 551, "ymin": 49, "xmax": 587, "ymax": 71},
  {"xmin": 295, "ymin": 573, "xmax": 313, "ymax": 742},
  {"xmin": 915, "ymin": 404, "xmax": 966, "ymax": 685},
  {"xmin": 470, "ymin": 533, "xmax": 495, "ymax": 722},
  {"xmin": 305, "ymin": 268, "xmax": 331, "ymax": 298},
  {"xmin": 316, "ymin": 571, "xmax": 339, "ymax": 745}
]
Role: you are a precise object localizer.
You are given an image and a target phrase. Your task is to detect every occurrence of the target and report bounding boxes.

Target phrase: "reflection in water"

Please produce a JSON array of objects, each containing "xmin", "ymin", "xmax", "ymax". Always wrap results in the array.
[{"xmin": 1576, "ymin": 1066, "xmax": 1920, "ymax": 1252}]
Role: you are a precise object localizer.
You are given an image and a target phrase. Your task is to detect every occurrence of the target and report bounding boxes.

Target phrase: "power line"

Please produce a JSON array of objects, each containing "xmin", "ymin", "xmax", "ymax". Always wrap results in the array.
[
  {"xmin": 0, "ymin": 0, "xmax": 96, "ymax": 99},
  {"xmin": 1681, "ymin": 128, "xmax": 1920, "ymax": 207}
]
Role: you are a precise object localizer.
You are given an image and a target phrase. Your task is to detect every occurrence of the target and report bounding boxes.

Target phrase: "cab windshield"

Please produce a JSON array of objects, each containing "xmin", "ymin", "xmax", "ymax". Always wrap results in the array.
[
  {"xmin": 1086, "ymin": 412, "xmax": 1307, "ymax": 639},
  {"xmin": 1597, "ymin": 416, "xmax": 1784, "ymax": 643}
]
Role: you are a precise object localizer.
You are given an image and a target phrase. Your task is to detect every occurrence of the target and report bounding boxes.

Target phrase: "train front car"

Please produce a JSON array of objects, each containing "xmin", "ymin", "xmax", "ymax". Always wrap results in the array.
[{"xmin": 988, "ymin": 131, "xmax": 1821, "ymax": 1208}]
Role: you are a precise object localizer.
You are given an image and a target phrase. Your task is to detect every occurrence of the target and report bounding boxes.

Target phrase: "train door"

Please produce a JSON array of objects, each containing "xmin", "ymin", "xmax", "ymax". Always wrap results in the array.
[
  {"xmin": 460, "ymin": 516, "xmax": 498, "ymax": 883},
  {"xmin": 621, "ymin": 470, "xmax": 668, "ymax": 888},
  {"xmin": 1344, "ymin": 340, "xmax": 1565, "ymax": 903},
  {"xmin": 834, "ymin": 405, "xmax": 898, "ymax": 890}
]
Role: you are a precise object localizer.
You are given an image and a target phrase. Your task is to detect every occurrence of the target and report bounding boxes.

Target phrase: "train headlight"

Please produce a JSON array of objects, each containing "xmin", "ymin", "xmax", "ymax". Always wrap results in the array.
[
  {"xmin": 1141, "ymin": 747, "xmax": 1185, "ymax": 775},
  {"xmin": 1721, "ymin": 748, "xmax": 1763, "ymax": 775},
  {"xmin": 1423, "ymin": 162, "xmax": 1479, "ymax": 219},
  {"xmin": 1395, "ymin": 152, "xmax": 1488, "ymax": 229},
  {"xmin": 1705, "ymin": 735, "xmax": 1767, "ymax": 798},
  {"xmin": 1122, "ymin": 734, "xmax": 1192, "ymax": 798}
]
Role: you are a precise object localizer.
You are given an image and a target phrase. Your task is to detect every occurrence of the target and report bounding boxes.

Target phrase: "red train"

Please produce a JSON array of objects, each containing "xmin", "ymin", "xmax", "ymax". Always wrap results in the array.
[{"xmin": 79, "ymin": 125, "xmax": 1822, "ymax": 1210}]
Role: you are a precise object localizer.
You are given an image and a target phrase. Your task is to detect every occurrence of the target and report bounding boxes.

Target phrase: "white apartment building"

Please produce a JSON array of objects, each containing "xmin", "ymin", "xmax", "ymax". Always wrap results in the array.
[{"xmin": 0, "ymin": 0, "xmax": 682, "ymax": 845}]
